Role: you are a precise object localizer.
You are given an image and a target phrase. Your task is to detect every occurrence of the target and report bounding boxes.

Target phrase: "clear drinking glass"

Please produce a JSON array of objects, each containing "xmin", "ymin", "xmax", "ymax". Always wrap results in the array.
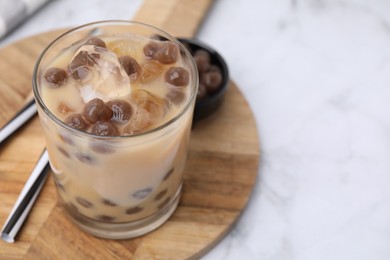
[{"xmin": 32, "ymin": 21, "xmax": 198, "ymax": 239}]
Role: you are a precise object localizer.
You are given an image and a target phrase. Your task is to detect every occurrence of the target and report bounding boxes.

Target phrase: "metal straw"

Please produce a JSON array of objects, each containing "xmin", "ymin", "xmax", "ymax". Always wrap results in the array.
[
  {"xmin": 0, "ymin": 99, "xmax": 37, "ymax": 145},
  {"xmin": 0, "ymin": 98, "xmax": 49, "ymax": 243},
  {"xmin": 1, "ymin": 149, "xmax": 50, "ymax": 243}
]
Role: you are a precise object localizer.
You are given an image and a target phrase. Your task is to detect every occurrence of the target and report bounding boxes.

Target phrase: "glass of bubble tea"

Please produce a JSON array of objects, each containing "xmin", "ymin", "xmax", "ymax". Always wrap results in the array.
[{"xmin": 32, "ymin": 21, "xmax": 198, "ymax": 239}]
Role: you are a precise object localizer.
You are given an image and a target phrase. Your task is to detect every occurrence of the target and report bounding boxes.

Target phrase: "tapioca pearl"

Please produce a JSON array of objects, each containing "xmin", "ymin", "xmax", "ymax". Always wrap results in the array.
[
  {"xmin": 107, "ymin": 99, "xmax": 133, "ymax": 124},
  {"xmin": 153, "ymin": 42, "xmax": 179, "ymax": 64},
  {"xmin": 154, "ymin": 189, "xmax": 168, "ymax": 201},
  {"xmin": 143, "ymin": 41, "xmax": 159, "ymax": 57},
  {"xmin": 76, "ymin": 197, "xmax": 93, "ymax": 208},
  {"xmin": 44, "ymin": 67, "xmax": 68, "ymax": 87},
  {"xmin": 144, "ymin": 41, "xmax": 179, "ymax": 64},
  {"xmin": 96, "ymin": 215, "xmax": 115, "ymax": 222},
  {"xmin": 118, "ymin": 55, "xmax": 141, "ymax": 83},
  {"xmin": 157, "ymin": 197, "xmax": 171, "ymax": 210},
  {"xmin": 102, "ymin": 199, "xmax": 117, "ymax": 207},
  {"xmin": 90, "ymin": 142, "xmax": 115, "ymax": 154},
  {"xmin": 91, "ymin": 121, "xmax": 119, "ymax": 136},
  {"xmin": 202, "ymin": 71, "xmax": 223, "ymax": 94},
  {"xmin": 194, "ymin": 49, "xmax": 210, "ymax": 73},
  {"xmin": 57, "ymin": 146, "xmax": 70, "ymax": 158},
  {"xmin": 125, "ymin": 206, "xmax": 143, "ymax": 215},
  {"xmin": 196, "ymin": 83, "xmax": 208, "ymax": 101},
  {"xmin": 166, "ymin": 90, "xmax": 186, "ymax": 105},
  {"xmin": 163, "ymin": 168, "xmax": 174, "ymax": 181},
  {"xmin": 132, "ymin": 187, "xmax": 153, "ymax": 199},
  {"xmin": 82, "ymin": 98, "xmax": 113, "ymax": 124},
  {"xmin": 165, "ymin": 67, "xmax": 189, "ymax": 87},
  {"xmin": 65, "ymin": 114, "xmax": 89, "ymax": 131},
  {"xmin": 208, "ymin": 64, "xmax": 222, "ymax": 74},
  {"xmin": 75, "ymin": 153, "xmax": 95, "ymax": 165},
  {"xmin": 85, "ymin": 37, "xmax": 106, "ymax": 48}
]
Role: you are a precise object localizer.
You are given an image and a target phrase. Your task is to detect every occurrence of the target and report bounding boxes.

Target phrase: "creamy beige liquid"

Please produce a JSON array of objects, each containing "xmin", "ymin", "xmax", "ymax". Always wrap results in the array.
[{"xmin": 38, "ymin": 35, "xmax": 194, "ymax": 223}]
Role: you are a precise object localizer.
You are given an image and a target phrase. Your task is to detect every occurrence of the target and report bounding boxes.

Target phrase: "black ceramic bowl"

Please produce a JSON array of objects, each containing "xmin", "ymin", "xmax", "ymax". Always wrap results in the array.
[{"xmin": 178, "ymin": 38, "xmax": 229, "ymax": 122}]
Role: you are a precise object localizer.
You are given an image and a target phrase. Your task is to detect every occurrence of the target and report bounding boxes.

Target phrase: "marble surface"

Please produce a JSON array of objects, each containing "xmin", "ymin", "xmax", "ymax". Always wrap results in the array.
[{"xmin": 2, "ymin": 0, "xmax": 390, "ymax": 259}]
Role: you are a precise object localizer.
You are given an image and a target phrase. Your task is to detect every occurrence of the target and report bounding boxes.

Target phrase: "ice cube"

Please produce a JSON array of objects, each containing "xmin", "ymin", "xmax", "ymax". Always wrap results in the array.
[
  {"xmin": 132, "ymin": 90, "xmax": 169, "ymax": 120},
  {"xmin": 122, "ymin": 107, "xmax": 151, "ymax": 135},
  {"xmin": 69, "ymin": 45, "xmax": 131, "ymax": 102},
  {"xmin": 106, "ymin": 37, "xmax": 144, "ymax": 61},
  {"xmin": 123, "ymin": 90, "xmax": 169, "ymax": 135},
  {"xmin": 140, "ymin": 60, "xmax": 163, "ymax": 83}
]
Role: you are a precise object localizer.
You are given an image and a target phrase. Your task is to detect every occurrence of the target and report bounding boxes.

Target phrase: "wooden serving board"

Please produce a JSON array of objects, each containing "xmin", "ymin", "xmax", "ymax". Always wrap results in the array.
[{"xmin": 0, "ymin": 0, "xmax": 260, "ymax": 259}]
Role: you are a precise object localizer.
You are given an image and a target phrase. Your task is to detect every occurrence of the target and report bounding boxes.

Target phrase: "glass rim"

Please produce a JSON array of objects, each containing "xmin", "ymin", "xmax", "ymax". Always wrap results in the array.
[{"xmin": 32, "ymin": 20, "xmax": 198, "ymax": 140}]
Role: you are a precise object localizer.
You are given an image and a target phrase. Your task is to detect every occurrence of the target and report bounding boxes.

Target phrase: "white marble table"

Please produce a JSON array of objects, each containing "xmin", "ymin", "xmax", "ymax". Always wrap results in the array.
[{"xmin": 2, "ymin": 0, "xmax": 390, "ymax": 259}]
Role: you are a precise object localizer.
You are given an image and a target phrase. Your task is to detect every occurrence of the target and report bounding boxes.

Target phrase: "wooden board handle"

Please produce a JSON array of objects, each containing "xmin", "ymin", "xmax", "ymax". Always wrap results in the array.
[{"xmin": 133, "ymin": 0, "xmax": 214, "ymax": 37}]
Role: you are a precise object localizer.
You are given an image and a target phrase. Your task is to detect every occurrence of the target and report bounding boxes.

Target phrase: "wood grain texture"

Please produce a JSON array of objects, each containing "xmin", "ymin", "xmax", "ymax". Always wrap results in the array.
[
  {"xmin": 0, "ymin": 0, "xmax": 259, "ymax": 259},
  {"xmin": 133, "ymin": 0, "xmax": 213, "ymax": 37}
]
